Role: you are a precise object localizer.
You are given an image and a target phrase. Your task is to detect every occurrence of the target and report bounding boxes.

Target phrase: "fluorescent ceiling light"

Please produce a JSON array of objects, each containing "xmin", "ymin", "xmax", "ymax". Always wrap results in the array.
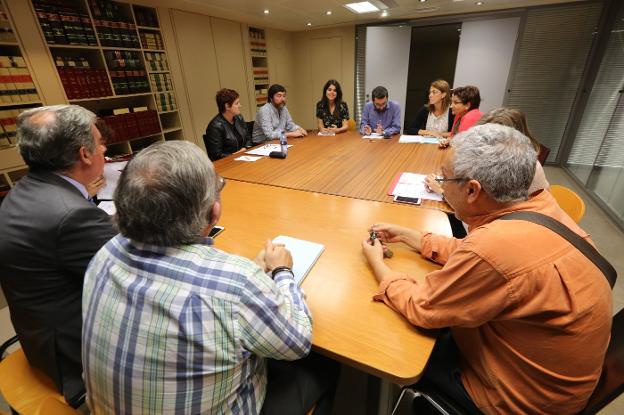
[{"xmin": 344, "ymin": 2, "xmax": 380, "ymax": 14}]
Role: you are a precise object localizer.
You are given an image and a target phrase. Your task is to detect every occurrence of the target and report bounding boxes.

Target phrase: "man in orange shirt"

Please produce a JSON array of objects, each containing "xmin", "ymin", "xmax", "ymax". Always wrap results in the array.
[{"xmin": 361, "ymin": 124, "xmax": 612, "ymax": 414}]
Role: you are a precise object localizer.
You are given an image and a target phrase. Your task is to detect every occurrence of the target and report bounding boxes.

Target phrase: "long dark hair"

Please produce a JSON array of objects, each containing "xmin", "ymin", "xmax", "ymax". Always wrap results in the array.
[{"xmin": 320, "ymin": 79, "xmax": 343, "ymax": 116}]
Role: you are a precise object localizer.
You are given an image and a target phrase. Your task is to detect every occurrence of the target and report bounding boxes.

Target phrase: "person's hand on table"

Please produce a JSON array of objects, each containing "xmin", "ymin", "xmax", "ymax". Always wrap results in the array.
[
  {"xmin": 439, "ymin": 138, "xmax": 450, "ymax": 148},
  {"xmin": 424, "ymin": 173, "xmax": 443, "ymax": 195},
  {"xmin": 87, "ymin": 175, "xmax": 106, "ymax": 198},
  {"xmin": 362, "ymin": 124, "xmax": 372, "ymax": 135},
  {"xmin": 370, "ymin": 222, "xmax": 423, "ymax": 253},
  {"xmin": 374, "ymin": 121, "xmax": 383, "ymax": 135},
  {"xmin": 263, "ymin": 239, "xmax": 293, "ymax": 274}
]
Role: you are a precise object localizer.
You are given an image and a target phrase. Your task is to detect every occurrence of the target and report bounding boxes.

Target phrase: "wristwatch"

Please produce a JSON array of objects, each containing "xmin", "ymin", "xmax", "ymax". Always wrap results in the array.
[{"xmin": 271, "ymin": 266, "xmax": 293, "ymax": 279}]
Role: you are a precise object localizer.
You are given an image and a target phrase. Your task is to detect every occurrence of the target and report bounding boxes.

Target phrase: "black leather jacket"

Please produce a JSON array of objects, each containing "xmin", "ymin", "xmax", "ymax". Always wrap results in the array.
[{"xmin": 204, "ymin": 114, "xmax": 250, "ymax": 161}]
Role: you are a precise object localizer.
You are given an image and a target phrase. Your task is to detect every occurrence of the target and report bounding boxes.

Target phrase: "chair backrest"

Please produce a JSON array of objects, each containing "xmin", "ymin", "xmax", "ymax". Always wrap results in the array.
[
  {"xmin": 347, "ymin": 119, "xmax": 356, "ymax": 131},
  {"xmin": 549, "ymin": 184, "xmax": 586, "ymax": 223},
  {"xmin": 579, "ymin": 308, "xmax": 624, "ymax": 414},
  {"xmin": 538, "ymin": 144, "xmax": 551, "ymax": 165}
]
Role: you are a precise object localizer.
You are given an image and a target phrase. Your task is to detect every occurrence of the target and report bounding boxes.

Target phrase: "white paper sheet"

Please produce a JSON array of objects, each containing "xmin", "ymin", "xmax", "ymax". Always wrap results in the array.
[
  {"xmin": 317, "ymin": 131, "xmax": 336, "ymax": 136},
  {"xmin": 392, "ymin": 172, "xmax": 444, "ymax": 202},
  {"xmin": 398, "ymin": 135, "xmax": 440, "ymax": 144},
  {"xmin": 98, "ymin": 161, "xmax": 128, "ymax": 200},
  {"xmin": 272, "ymin": 235, "xmax": 325, "ymax": 286},
  {"xmin": 362, "ymin": 133, "xmax": 384, "ymax": 139},
  {"xmin": 245, "ymin": 144, "xmax": 293, "ymax": 156},
  {"xmin": 97, "ymin": 200, "xmax": 117, "ymax": 215},
  {"xmin": 234, "ymin": 155, "xmax": 262, "ymax": 162}
]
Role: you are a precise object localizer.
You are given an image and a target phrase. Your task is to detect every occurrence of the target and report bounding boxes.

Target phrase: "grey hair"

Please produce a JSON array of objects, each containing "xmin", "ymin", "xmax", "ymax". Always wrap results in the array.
[
  {"xmin": 452, "ymin": 124, "xmax": 537, "ymax": 203},
  {"xmin": 114, "ymin": 141, "xmax": 218, "ymax": 246},
  {"xmin": 17, "ymin": 105, "xmax": 97, "ymax": 171}
]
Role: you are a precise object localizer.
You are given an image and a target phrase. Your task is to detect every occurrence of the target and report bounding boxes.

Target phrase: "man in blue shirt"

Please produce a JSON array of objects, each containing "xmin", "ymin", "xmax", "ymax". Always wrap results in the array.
[{"xmin": 360, "ymin": 85, "xmax": 402, "ymax": 137}]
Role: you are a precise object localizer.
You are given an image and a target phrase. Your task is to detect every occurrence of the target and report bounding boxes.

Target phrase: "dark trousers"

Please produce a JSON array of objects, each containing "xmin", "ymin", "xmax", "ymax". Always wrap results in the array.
[
  {"xmin": 419, "ymin": 329, "xmax": 482, "ymax": 414},
  {"xmin": 261, "ymin": 352, "xmax": 340, "ymax": 415}
]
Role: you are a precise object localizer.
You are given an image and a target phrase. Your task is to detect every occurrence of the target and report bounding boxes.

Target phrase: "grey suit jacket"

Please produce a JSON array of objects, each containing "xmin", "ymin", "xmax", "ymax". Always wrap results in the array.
[{"xmin": 0, "ymin": 170, "xmax": 115, "ymax": 404}]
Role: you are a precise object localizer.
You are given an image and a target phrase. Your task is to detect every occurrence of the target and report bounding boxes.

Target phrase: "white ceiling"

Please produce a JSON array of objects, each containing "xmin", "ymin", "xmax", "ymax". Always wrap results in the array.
[{"xmin": 137, "ymin": 0, "xmax": 587, "ymax": 32}]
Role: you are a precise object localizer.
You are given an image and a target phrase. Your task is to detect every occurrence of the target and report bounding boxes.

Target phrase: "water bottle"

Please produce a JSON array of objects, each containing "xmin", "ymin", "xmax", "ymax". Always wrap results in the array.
[{"xmin": 279, "ymin": 130, "xmax": 288, "ymax": 156}]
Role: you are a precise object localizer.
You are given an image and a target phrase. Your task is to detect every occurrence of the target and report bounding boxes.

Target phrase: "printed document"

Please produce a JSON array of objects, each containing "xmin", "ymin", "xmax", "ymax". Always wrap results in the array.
[
  {"xmin": 246, "ymin": 144, "xmax": 293, "ymax": 156},
  {"xmin": 393, "ymin": 172, "xmax": 444, "ymax": 201},
  {"xmin": 399, "ymin": 135, "xmax": 440, "ymax": 144},
  {"xmin": 98, "ymin": 161, "xmax": 128, "ymax": 200}
]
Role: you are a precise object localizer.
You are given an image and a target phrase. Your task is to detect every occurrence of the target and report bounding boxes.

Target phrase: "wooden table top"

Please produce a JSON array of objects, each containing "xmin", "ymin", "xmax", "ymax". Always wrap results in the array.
[
  {"xmin": 214, "ymin": 130, "xmax": 451, "ymax": 212},
  {"xmin": 216, "ymin": 180, "xmax": 451, "ymax": 384}
]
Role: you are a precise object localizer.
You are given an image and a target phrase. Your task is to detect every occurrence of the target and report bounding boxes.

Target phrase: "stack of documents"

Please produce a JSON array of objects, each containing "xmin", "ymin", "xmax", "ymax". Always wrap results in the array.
[
  {"xmin": 398, "ymin": 135, "xmax": 440, "ymax": 144},
  {"xmin": 246, "ymin": 144, "xmax": 293, "ymax": 156},
  {"xmin": 98, "ymin": 160, "xmax": 128, "ymax": 200},
  {"xmin": 388, "ymin": 172, "xmax": 444, "ymax": 202}
]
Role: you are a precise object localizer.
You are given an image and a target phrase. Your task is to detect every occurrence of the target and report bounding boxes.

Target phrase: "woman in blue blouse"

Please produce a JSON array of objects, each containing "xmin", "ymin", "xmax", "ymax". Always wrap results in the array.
[{"xmin": 316, "ymin": 79, "xmax": 350, "ymax": 134}]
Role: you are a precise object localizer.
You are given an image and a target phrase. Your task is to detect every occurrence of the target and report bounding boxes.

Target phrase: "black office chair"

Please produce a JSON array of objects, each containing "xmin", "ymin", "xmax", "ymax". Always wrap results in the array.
[{"xmin": 391, "ymin": 308, "xmax": 624, "ymax": 415}]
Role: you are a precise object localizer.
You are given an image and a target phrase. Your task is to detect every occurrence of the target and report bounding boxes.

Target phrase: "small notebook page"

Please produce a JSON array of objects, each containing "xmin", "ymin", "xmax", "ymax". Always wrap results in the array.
[
  {"xmin": 393, "ymin": 172, "xmax": 444, "ymax": 202},
  {"xmin": 272, "ymin": 235, "xmax": 325, "ymax": 286}
]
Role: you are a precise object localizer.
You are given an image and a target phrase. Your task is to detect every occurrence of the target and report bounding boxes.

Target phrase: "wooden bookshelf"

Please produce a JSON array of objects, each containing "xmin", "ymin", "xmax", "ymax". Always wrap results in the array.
[
  {"xmin": 25, "ymin": 0, "xmax": 182, "ymax": 157},
  {"xmin": 248, "ymin": 27, "xmax": 269, "ymax": 111},
  {"xmin": 0, "ymin": 0, "xmax": 42, "ymax": 194}
]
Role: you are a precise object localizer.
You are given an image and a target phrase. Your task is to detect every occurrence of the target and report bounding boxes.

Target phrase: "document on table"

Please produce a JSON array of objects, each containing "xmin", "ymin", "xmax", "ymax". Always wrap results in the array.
[
  {"xmin": 246, "ymin": 144, "xmax": 293, "ymax": 156},
  {"xmin": 362, "ymin": 133, "xmax": 384, "ymax": 139},
  {"xmin": 97, "ymin": 201, "xmax": 116, "ymax": 215},
  {"xmin": 392, "ymin": 172, "xmax": 444, "ymax": 202},
  {"xmin": 272, "ymin": 235, "xmax": 325, "ymax": 286},
  {"xmin": 317, "ymin": 131, "xmax": 336, "ymax": 136},
  {"xmin": 234, "ymin": 155, "xmax": 262, "ymax": 162},
  {"xmin": 98, "ymin": 161, "xmax": 128, "ymax": 200},
  {"xmin": 398, "ymin": 135, "xmax": 440, "ymax": 144}
]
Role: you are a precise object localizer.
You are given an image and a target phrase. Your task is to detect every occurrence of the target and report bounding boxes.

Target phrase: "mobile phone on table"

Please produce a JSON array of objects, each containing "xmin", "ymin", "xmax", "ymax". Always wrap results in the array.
[
  {"xmin": 208, "ymin": 226, "xmax": 225, "ymax": 238},
  {"xmin": 394, "ymin": 195, "xmax": 422, "ymax": 205}
]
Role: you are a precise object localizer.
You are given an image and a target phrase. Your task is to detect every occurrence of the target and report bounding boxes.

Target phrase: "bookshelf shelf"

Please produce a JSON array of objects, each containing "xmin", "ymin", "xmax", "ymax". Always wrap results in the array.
[
  {"xmin": 147, "ymin": 70, "xmax": 169, "ymax": 74},
  {"xmin": 49, "ymin": 44, "xmax": 100, "ymax": 50},
  {"xmin": 0, "ymin": 101, "xmax": 41, "ymax": 108},
  {"xmin": 127, "ymin": 131, "xmax": 162, "ymax": 142},
  {"xmin": 136, "ymin": 25, "xmax": 159, "ymax": 30},
  {"xmin": 162, "ymin": 127, "xmax": 182, "ymax": 134},
  {"xmin": 0, "ymin": 41, "xmax": 18, "ymax": 46},
  {"xmin": 142, "ymin": 48, "xmax": 165, "ymax": 53},
  {"xmin": 158, "ymin": 109, "xmax": 178, "ymax": 114},
  {"xmin": 101, "ymin": 46, "xmax": 143, "ymax": 52}
]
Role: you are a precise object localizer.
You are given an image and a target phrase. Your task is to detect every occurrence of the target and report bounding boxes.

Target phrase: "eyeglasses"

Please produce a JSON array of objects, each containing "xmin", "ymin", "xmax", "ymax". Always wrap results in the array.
[
  {"xmin": 434, "ymin": 176, "xmax": 466, "ymax": 184},
  {"xmin": 217, "ymin": 176, "xmax": 226, "ymax": 192}
]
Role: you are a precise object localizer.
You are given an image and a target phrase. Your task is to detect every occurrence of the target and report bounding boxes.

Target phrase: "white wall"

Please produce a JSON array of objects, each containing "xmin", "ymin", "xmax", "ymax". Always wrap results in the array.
[
  {"xmin": 365, "ymin": 26, "xmax": 411, "ymax": 129},
  {"xmin": 453, "ymin": 17, "xmax": 521, "ymax": 113}
]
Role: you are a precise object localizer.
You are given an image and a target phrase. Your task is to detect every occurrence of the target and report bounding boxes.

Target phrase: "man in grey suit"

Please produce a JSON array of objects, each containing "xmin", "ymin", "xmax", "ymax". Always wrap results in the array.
[{"xmin": 0, "ymin": 105, "xmax": 116, "ymax": 406}]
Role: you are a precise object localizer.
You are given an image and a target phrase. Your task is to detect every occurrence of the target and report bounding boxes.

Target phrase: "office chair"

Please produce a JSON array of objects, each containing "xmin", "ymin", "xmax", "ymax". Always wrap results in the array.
[
  {"xmin": 0, "ymin": 335, "xmax": 77, "ymax": 415},
  {"xmin": 549, "ymin": 184, "xmax": 586, "ymax": 223},
  {"xmin": 391, "ymin": 308, "xmax": 624, "ymax": 415},
  {"xmin": 537, "ymin": 144, "xmax": 551, "ymax": 165}
]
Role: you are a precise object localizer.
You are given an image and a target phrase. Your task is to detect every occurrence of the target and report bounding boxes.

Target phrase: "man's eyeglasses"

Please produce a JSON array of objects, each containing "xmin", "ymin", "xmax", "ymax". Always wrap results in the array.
[{"xmin": 434, "ymin": 176, "xmax": 466, "ymax": 184}]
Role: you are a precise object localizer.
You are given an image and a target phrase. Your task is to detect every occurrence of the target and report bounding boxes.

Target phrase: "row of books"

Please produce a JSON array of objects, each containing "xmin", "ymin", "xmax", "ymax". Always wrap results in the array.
[
  {"xmin": 32, "ymin": 0, "xmax": 98, "ymax": 46},
  {"xmin": 100, "ymin": 109, "xmax": 160, "ymax": 143},
  {"xmin": 0, "ymin": 68, "xmax": 39, "ymax": 103},
  {"xmin": 144, "ymin": 52, "xmax": 168, "ymax": 71},
  {"xmin": 0, "ymin": 108, "xmax": 26, "ymax": 145},
  {"xmin": 249, "ymin": 29, "xmax": 265, "ymax": 40},
  {"xmin": 57, "ymin": 67, "xmax": 112, "ymax": 99},
  {"xmin": 134, "ymin": 7, "xmax": 159, "ymax": 28},
  {"xmin": 149, "ymin": 73, "xmax": 172, "ymax": 92},
  {"xmin": 155, "ymin": 92, "xmax": 176, "ymax": 112},
  {"xmin": 88, "ymin": 0, "xmax": 141, "ymax": 48},
  {"xmin": 109, "ymin": 70, "xmax": 149, "ymax": 95},
  {"xmin": 104, "ymin": 50, "xmax": 144, "ymax": 70},
  {"xmin": 139, "ymin": 31, "xmax": 163, "ymax": 50},
  {"xmin": 0, "ymin": 55, "xmax": 27, "ymax": 69},
  {"xmin": 0, "ymin": 8, "xmax": 15, "ymax": 43}
]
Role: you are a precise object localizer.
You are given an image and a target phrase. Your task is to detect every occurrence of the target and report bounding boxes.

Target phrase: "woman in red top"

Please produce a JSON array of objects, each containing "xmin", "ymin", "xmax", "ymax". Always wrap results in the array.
[{"xmin": 440, "ymin": 85, "xmax": 482, "ymax": 148}]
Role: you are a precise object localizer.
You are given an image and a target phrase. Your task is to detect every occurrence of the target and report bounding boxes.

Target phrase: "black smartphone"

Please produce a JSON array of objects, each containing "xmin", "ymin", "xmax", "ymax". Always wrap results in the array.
[
  {"xmin": 394, "ymin": 195, "xmax": 422, "ymax": 205},
  {"xmin": 208, "ymin": 226, "xmax": 225, "ymax": 238}
]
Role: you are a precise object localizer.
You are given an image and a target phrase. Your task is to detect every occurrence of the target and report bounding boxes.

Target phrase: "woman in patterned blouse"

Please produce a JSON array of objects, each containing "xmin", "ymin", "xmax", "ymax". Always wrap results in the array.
[{"xmin": 316, "ymin": 79, "xmax": 350, "ymax": 134}]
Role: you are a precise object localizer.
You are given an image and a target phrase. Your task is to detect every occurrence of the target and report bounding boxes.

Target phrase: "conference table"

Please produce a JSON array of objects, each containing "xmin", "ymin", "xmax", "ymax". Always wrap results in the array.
[{"xmin": 213, "ymin": 130, "xmax": 452, "ymax": 385}]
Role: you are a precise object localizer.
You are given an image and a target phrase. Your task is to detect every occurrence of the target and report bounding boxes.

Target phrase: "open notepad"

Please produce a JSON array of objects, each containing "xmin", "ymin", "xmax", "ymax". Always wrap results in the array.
[{"xmin": 272, "ymin": 235, "xmax": 325, "ymax": 286}]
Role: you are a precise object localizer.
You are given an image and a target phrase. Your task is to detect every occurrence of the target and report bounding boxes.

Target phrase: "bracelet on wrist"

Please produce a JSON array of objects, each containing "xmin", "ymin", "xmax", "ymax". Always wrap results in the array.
[{"xmin": 271, "ymin": 266, "xmax": 292, "ymax": 279}]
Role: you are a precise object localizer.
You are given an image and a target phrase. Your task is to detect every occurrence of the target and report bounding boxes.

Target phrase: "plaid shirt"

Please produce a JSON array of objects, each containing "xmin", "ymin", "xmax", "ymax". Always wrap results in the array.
[{"xmin": 82, "ymin": 235, "xmax": 312, "ymax": 414}]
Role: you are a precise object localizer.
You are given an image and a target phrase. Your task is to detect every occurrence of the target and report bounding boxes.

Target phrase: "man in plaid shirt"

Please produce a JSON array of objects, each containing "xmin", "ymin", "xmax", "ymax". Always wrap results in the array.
[{"xmin": 82, "ymin": 141, "xmax": 337, "ymax": 414}]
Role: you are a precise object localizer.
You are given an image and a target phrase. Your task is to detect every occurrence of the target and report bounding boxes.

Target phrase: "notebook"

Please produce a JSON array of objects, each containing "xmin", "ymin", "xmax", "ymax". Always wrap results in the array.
[{"xmin": 272, "ymin": 235, "xmax": 325, "ymax": 286}]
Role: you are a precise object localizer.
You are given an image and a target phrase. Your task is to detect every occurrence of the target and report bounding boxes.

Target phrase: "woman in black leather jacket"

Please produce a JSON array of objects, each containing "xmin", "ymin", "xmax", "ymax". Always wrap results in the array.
[{"xmin": 204, "ymin": 88, "xmax": 251, "ymax": 161}]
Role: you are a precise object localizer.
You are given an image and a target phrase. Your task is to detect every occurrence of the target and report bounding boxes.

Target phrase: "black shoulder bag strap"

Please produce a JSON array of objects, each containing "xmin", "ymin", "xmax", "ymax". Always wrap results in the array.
[{"xmin": 499, "ymin": 211, "xmax": 617, "ymax": 289}]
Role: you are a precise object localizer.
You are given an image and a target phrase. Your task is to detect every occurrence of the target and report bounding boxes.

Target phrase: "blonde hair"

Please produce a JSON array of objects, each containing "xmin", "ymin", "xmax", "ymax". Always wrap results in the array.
[
  {"xmin": 477, "ymin": 107, "xmax": 541, "ymax": 152},
  {"xmin": 428, "ymin": 79, "xmax": 451, "ymax": 112}
]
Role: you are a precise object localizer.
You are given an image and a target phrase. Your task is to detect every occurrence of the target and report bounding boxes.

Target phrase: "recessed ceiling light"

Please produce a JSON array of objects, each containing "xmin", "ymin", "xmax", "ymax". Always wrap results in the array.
[
  {"xmin": 419, "ymin": 0, "xmax": 427, "ymax": 2},
  {"xmin": 476, "ymin": 1, "xmax": 484, "ymax": 5},
  {"xmin": 307, "ymin": 22, "xmax": 312, "ymax": 26},
  {"xmin": 381, "ymin": 10, "xmax": 388, "ymax": 17},
  {"xmin": 344, "ymin": 2, "xmax": 380, "ymax": 14},
  {"xmin": 263, "ymin": 9, "xmax": 269, "ymax": 14},
  {"xmin": 326, "ymin": 10, "xmax": 332, "ymax": 15}
]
